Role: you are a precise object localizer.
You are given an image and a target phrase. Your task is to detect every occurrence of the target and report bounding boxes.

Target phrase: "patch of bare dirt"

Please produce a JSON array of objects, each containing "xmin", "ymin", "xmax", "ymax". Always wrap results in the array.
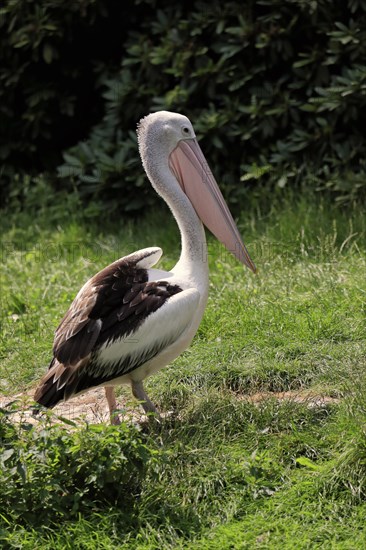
[
  {"xmin": 240, "ymin": 389, "xmax": 340, "ymax": 408},
  {"xmin": 0, "ymin": 388, "xmax": 340, "ymax": 426},
  {"xmin": 0, "ymin": 387, "xmax": 145, "ymax": 426}
]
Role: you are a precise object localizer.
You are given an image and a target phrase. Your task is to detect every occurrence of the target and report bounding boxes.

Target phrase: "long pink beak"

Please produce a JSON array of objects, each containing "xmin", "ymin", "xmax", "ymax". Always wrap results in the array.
[{"xmin": 169, "ymin": 139, "xmax": 256, "ymax": 272}]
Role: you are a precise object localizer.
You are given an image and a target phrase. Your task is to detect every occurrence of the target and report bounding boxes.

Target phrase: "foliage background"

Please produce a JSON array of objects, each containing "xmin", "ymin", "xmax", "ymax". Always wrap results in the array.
[{"xmin": 1, "ymin": 0, "xmax": 366, "ymax": 212}]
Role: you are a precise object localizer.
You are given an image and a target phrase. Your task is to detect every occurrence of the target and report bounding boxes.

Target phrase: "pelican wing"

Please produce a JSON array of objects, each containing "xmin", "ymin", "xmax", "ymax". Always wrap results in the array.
[
  {"xmin": 34, "ymin": 247, "xmax": 200, "ymax": 407},
  {"xmin": 53, "ymin": 247, "xmax": 165, "ymax": 366},
  {"xmin": 56, "ymin": 286, "xmax": 199, "ymax": 403}
]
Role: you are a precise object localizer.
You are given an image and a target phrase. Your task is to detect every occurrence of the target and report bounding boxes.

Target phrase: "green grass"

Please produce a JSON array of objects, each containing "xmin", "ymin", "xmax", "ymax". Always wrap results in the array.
[{"xmin": 1, "ymin": 190, "xmax": 366, "ymax": 548}]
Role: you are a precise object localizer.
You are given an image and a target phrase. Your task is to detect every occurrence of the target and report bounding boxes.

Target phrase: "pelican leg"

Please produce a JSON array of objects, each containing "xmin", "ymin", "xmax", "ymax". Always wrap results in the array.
[
  {"xmin": 131, "ymin": 380, "xmax": 160, "ymax": 418},
  {"xmin": 104, "ymin": 386, "xmax": 121, "ymax": 425}
]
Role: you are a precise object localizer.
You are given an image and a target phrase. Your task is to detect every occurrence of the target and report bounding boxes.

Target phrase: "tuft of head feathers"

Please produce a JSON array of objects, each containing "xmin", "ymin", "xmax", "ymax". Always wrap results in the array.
[{"xmin": 137, "ymin": 111, "xmax": 195, "ymax": 155}]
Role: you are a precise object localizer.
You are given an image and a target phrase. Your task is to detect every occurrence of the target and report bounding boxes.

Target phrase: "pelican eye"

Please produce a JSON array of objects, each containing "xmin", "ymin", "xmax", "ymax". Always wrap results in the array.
[{"xmin": 181, "ymin": 126, "xmax": 191, "ymax": 136}]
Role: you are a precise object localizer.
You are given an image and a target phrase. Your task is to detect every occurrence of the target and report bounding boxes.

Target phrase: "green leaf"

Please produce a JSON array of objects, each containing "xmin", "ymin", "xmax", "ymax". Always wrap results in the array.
[
  {"xmin": 43, "ymin": 43, "xmax": 53, "ymax": 64},
  {"xmin": 296, "ymin": 457, "xmax": 320, "ymax": 471}
]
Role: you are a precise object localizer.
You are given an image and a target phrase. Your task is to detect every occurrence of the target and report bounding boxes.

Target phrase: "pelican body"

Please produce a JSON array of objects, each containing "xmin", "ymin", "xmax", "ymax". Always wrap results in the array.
[{"xmin": 34, "ymin": 111, "xmax": 255, "ymax": 422}]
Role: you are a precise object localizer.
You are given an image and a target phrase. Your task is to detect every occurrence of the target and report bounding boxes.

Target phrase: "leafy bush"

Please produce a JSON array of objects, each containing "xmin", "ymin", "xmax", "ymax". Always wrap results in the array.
[
  {"xmin": 0, "ymin": 0, "xmax": 127, "ymax": 199},
  {"xmin": 2, "ymin": 0, "xmax": 366, "ymax": 212},
  {"xmin": 58, "ymin": 0, "xmax": 366, "ymax": 212},
  {"xmin": 0, "ymin": 411, "xmax": 153, "ymax": 524}
]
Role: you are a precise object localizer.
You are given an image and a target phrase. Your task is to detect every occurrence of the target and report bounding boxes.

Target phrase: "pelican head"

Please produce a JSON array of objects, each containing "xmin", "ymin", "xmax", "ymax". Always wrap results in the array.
[
  {"xmin": 137, "ymin": 111, "xmax": 195, "ymax": 154},
  {"xmin": 137, "ymin": 111, "xmax": 256, "ymax": 272}
]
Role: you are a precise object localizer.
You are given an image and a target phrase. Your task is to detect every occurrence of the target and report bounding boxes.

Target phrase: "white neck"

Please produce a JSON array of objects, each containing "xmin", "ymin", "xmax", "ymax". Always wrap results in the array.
[{"xmin": 142, "ymin": 153, "xmax": 209, "ymax": 293}]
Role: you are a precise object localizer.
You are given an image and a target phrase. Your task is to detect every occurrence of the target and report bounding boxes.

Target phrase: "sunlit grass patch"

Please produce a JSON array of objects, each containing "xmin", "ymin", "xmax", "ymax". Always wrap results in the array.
[{"xmin": 1, "ymin": 191, "xmax": 366, "ymax": 548}]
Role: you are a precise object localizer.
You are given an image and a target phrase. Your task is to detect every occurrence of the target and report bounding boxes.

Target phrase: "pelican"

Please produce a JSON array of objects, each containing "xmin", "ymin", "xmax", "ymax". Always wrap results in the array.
[{"xmin": 34, "ymin": 111, "xmax": 256, "ymax": 423}]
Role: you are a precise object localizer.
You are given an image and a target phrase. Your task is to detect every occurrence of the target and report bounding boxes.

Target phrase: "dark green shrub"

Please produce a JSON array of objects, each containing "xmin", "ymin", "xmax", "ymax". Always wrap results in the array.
[
  {"xmin": 0, "ymin": 0, "xmax": 127, "ymax": 200},
  {"xmin": 2, "ymin": 0, "xmax": 366, "ymax": 212},
  {"xmin": 0, "ymin": 411, "xmax": 154, "ymax": 524},
  {"xmin": 58, "ymin": 0, "xmax": 366, "ymax": 213}
]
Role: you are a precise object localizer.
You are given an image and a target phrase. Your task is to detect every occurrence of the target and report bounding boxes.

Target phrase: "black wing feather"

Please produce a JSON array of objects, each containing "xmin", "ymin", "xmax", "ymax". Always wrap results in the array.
[
  {"xmin": 53, "ymin": 257, "xmax": 182, "ymax": 368},
  {"xmin": 35, "ymin": 251, "xmax": 184, "ymax": 408}
]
